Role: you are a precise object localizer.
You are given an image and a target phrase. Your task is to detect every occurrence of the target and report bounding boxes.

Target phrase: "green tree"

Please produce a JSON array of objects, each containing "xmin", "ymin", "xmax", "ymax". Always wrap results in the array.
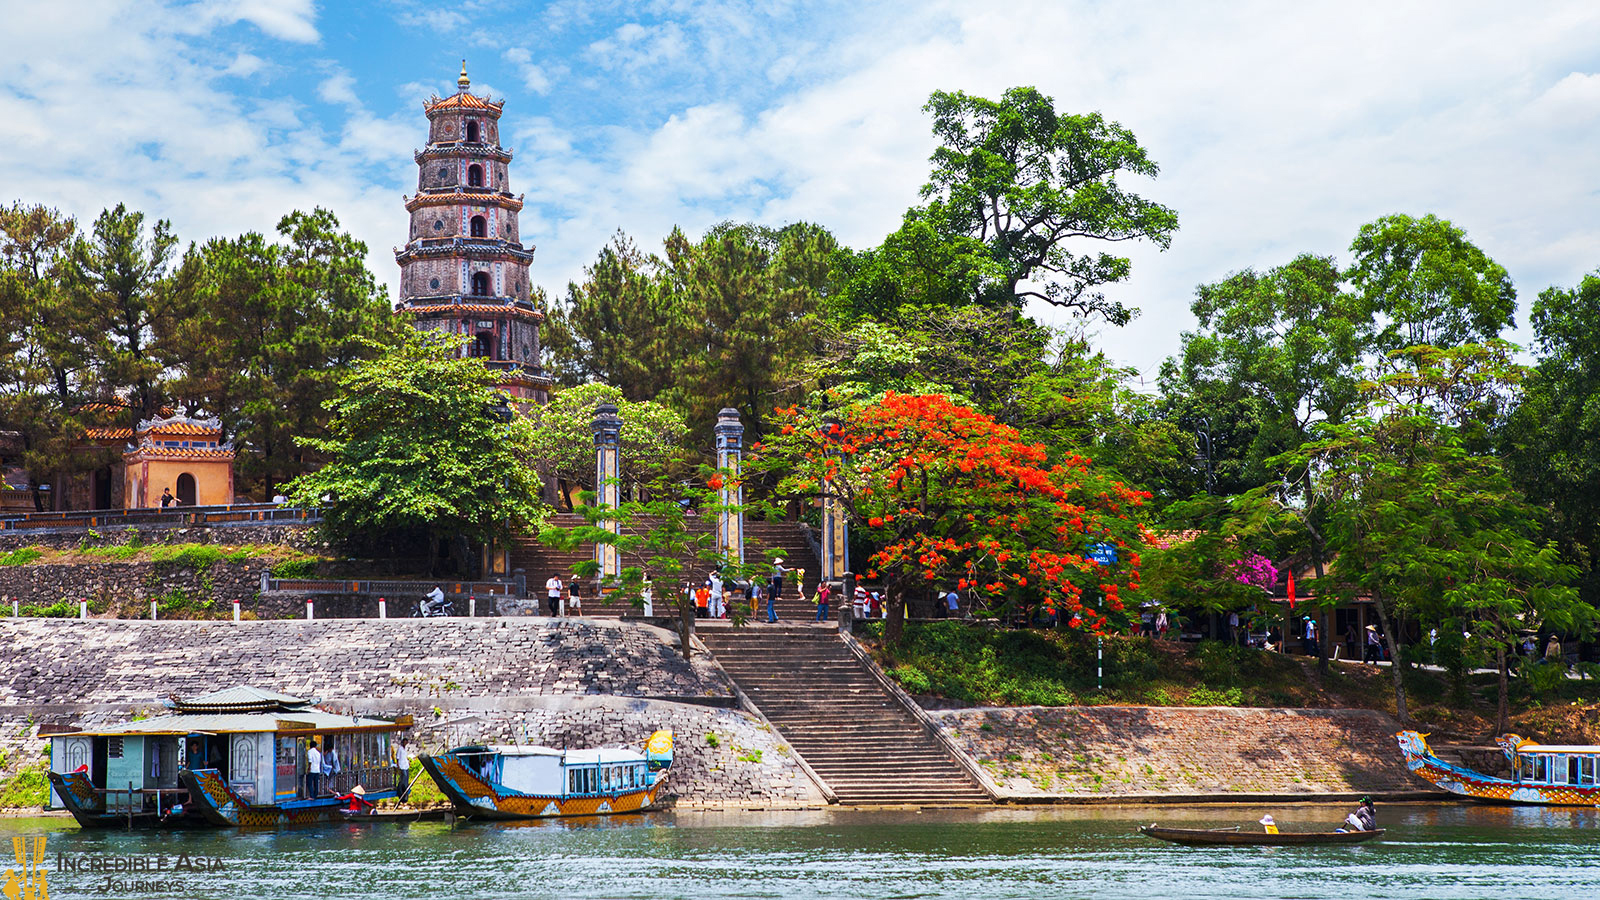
[
  {"xmin": 525, "ymin": 382, "xmax": 689, "ymax": 508},
  {"xmin": 910, "ymin": 86, "xmax": 1179, "ymax": 323},
  {"xmin": 287, "ymin": 332, "xmax": 546, "ymax": 572},
  {"xmin": 1503, "ymin": 271, "xmax": 1600, "ymax": 608},
  {"xmin": 549, "ymin": 222, "xmax": 839, "ymax": 443},
  {"xmin": 1295, "ymin": 345, "xmax": 1585, "ymax": 725},
  {"xmin": 65, "ymin": 204, "xmax": 179, "ymax": 421},
  {"xmin": 1348, "ymin": 213, "xmax": 1516, "ymax": 352},
  {"xmin": 163, "ymin": 208, "xmax": 399, "ymax": 495},
  {"xmin": 0, "ymin": 203, "xmax": 90, "ymax": 507}
]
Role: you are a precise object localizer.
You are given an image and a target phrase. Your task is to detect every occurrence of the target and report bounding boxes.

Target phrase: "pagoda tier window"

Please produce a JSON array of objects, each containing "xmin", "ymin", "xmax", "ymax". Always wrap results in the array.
[
  {"xmin": 468, "ymin": 165, "xmax": 484, "ymax": 187},
  {"xmin": 472, "ymin": 332, "xmax": 495, "ymax": 358},
  {"xmin": 466, "ymin": 120, "xmax": 480, "ymax": 142},
  {"xmin": 470, "ymin": 216, "xmax": 486, "ymax": 238},
  {"xmin": 471, "ymin": 272, "xmax": 490, "ymax": 296}
]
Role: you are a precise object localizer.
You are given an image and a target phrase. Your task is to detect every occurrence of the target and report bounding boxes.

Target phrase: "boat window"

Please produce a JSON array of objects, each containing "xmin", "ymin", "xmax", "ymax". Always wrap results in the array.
[
  {"xmin": 1582, "ymin": 757, "xmax": 1598, "ymax": 786},
  {"xmin": 1534, "ymin": 756, "xmax": 1549, "ymax": 782},
  {"xmin": 1519, "ymin": 756, "xmax": 1533, "ymax": 781}
]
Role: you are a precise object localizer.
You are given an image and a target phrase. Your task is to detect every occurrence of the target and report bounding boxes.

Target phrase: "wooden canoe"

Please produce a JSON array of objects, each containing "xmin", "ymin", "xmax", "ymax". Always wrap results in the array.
[{"xmin": 1138, "ymin": 825, "xmax": 1384, "ymax": 846}]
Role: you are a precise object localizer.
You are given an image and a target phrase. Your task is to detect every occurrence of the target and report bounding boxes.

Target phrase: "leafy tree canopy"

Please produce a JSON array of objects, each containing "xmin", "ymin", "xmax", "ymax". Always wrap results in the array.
[
  {"xmin": 287, "ymin": 332, "xmax": 547, "ymax": 560},
  {"xmin": 525, "ymin": 382, "xmax": 689, "ymax": 502}
]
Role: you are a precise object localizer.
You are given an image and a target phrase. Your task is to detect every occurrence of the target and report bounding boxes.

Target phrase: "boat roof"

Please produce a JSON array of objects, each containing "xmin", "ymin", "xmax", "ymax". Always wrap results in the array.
[
  {"xmin": 1516, "ymin": 743, "xmax": 1600, "ymax": 754},
  {"xmin": 453, "ymin": 745, "xmax": 645, "ymax": 764},
  {"xmin": 169, "ymin": 686, "xmax": 312, "ymax": 713},
  {"xmin": 58, "ymin": 708, "xmax": 406, "ymax": 737}
]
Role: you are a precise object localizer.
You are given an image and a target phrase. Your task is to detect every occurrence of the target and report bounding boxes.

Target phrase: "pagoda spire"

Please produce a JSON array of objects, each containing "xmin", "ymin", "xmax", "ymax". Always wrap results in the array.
[{"xmin": 458, "ymin": 60, "xmax": 470, "ymax": 92}]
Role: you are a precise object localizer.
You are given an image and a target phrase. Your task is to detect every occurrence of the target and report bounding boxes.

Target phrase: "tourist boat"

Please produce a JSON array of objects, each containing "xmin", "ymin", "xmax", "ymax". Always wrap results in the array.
[
  {"xmin": 1396, "ymin": 730, "xmax": 1600, "ymax": 806},
  {"xmin": 46, "ymin": 686, "xmax": 413, "ymax": 828},
  {"xmin": 419, "ymin": 729, "xmax": 674, "ymax": 819},
  {"xmin": 1138, "ymin": 824, "xmax": 1384, "ymax": 846}
]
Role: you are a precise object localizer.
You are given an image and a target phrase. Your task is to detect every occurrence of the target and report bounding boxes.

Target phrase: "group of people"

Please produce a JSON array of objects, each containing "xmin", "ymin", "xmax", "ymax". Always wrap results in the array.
[
  {"xmin": 543, "ymin": 574, "xmax": 584, "ymax": 616},
  {"xmin": 1259, "ymin": 798, "xmax": 1376, "ymax": 835}
]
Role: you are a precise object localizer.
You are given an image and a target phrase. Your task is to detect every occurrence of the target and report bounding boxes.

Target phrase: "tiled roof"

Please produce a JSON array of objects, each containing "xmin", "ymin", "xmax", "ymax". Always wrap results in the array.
[
  {"xmin": 144, "ymin": 421, "xmax": 217, "ymax": 436},
  {"xmin": 405, "ymin": 191, "xmax": 523, "ymax": 212},
  {"xmin": 399, "ymin": 302, "xmax": 543, "ymax": 319},
  {"xmin": 84, "ymin": 427, "xmax": 134, "ymax": 440},
  {"xmin": 425, "ymin": 92, "xmax": 504, "ymax": 113},
  {"xmin": 124, "ymin": 446, "xmax": 235, "ymax": 460}
]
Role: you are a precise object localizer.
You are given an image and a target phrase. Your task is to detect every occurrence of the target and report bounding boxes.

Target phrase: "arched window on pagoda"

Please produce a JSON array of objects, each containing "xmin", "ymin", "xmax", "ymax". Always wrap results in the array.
[
  {"xmin": 470, "ymin": 216, "xmax": 487, "ymax": 238},
  {"xmin": 468, "ymin": 164, "xmax": 484, "ymax": 187},
  {"xmin": 471, "ymin": 272, "xmax": 490, "ymax": 296},
  {"xmin": 466, "ymin": 120, "xmax": 480, "ymax": 142},
  {"xmin": 473, "ymin": 331, "xmax": 495, "ymax": 358}
]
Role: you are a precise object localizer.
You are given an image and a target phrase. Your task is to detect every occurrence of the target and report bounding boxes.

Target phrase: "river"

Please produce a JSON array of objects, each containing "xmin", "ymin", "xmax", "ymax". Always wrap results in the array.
[{"xmin": 5, "ymin": 803, "xmax": 1598, "ymax": 899}]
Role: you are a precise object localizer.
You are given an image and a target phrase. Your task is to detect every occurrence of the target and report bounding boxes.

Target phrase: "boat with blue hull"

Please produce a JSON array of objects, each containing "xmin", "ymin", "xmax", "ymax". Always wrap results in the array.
[
  {"xmin": 47, "ymin": 686, "xmax": 413, "ymax": 828},
  {"xmin": 420, "ymin": 729, "xmax": 674, "ymax": 820},
  {"xmin": 1396, "ymin": 730, "xmax": 1600, "ymax": 806}
]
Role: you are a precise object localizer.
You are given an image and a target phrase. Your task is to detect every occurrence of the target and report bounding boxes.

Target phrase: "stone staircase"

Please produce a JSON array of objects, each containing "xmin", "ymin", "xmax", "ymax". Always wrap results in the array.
[
  {"xmin": 510, "ymin": 513, "xmax": 823, "ymax": 619},
  {"xmin": 698, "ymin": 624, "xmax": 991, "ymax": 806}
]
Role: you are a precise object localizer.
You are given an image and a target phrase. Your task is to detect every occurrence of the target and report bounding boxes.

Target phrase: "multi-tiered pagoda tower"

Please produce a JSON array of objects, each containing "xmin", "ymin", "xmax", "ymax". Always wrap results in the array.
[{"xmin": 395, "ymin": 64, "xmax": 550, "ymax": 403}]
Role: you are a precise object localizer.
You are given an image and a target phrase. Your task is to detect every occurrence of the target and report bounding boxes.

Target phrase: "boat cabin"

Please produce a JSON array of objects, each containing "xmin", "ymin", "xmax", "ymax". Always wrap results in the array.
[
  {"xmin": 451, "ymin": 746, "xmax": 655, "ymax": 798},
  {"xmin": 48, "ymin": 686, "xmax": 410, "ymax": 818},
  {"xmin": 1511, "ymin": 743, "xmax": 1600, "ymax": 788}
]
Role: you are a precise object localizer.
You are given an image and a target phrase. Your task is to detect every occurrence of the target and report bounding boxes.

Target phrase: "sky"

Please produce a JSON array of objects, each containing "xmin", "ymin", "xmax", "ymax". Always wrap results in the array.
[{"xmin": 1, "ymin": 0, "xmax": 1597, "ymax": 384}]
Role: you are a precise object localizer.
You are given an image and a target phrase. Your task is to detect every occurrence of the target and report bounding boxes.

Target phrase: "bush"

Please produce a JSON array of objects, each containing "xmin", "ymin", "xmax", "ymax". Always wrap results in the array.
[
  {"xmin": 23, "ymin": 599, "xmax": 76, "ymax": 618},
  {"xmin": 890, "ymin": 664, "xmax": 932, "ymax": 695},
  {"xmin": 0, "ymin": 756, "xmax": 49, "ymax": 809},
  {"xmin": 1187, "ymin": 685, "xmax": 1243, "ymax": 707},
  {"xmin": 269, "ymin": 558, "xmax": 319, "ymax": 579},
  {"xmin": 0, "ymin": 547, "xmax": 43, "ymax": 566}
]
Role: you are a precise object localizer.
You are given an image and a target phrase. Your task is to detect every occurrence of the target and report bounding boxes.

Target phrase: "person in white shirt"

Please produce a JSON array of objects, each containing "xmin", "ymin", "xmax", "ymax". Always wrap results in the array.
[
  {"xmin": 305, "ymin": 741, "xmax": 323, "ymax": 798},
  {"xmin": 709, "ymin": 572, "xmax": 724, "ymax": 618},
  {"xmin": 545, "ymin": 573, "xmax": 563, "ymax": 616}
]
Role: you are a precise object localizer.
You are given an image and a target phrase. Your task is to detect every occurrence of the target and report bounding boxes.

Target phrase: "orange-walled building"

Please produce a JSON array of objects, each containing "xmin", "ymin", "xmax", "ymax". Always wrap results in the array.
[{"xmin": 121, "ymin": 415, "xmax": 236, "ymax": 508}]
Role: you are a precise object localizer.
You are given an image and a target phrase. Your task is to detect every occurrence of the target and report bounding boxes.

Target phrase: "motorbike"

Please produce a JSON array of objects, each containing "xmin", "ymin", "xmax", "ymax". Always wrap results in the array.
[{"xmin": 414, "ymin": 595, "xmax": 455, "ymax": 617}]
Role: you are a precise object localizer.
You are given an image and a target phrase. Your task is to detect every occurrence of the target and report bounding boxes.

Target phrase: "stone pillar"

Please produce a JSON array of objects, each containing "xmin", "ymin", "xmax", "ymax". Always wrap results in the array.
[
  {"xmin": 713, "ymin": 408, "xmax": 745, "ymax": 567},
  {"xmin": 820, "ymin": 419, "xmax": 849, "ymax": 583},
  {"xmin": 591, "ymin": 402, "xmax": 623, "ymax": 581}
]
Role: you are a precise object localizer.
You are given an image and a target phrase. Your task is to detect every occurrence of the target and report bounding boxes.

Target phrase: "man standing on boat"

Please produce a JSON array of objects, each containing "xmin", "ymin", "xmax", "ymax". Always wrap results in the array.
[{"xmin": 306, "ymin": 740, "xmax": 323, "ymax": 798}]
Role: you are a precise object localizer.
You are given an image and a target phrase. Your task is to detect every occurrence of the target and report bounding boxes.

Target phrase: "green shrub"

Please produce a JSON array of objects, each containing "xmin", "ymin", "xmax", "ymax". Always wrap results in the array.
[
  {"xmin": 1145, "ymin": 688, "xmax": 1174, "ymax": 706},
  {"xmin": 1517, "ymin": 657, "xmax": 1568, "ymax": 700},
  {"xmin": 704, "ymin": 732, "xmax": 720, "ymax": 748},
  {"xmin": 23, "ymin": 599, "xmax": 76, "ymax": 618},
  {"xmin": 149, "ymin": 544, "xmax": 226, "ymax": 570},
  {"xmin": 890, "ymin": 664, "xmax": 932, "ymax": 694},
  {"xmin": 269, "ymin": 558, "xmax": 319, "ymax": 579},
  {"xmin": 0, "ymin": 547, "xmax": 43, "ymax": 566},
  {"xmin": 0, "ymin": 755, "xmax": 49, "ymax": 809},
  {"xmin": 1187, "ymin": 685, "xmax": 1243, "ymax": 707}
]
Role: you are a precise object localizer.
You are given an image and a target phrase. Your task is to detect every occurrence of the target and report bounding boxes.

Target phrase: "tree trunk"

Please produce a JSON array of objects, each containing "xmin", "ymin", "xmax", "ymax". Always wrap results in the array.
[
  {"xmin": 1310, "ymin": 541, "xmax": 1329, "ymax": 681},
  {"xmin": 1495, "ymin": 645, "xmax": 1510, "ymax": 736},
  {"xmin": 885, "ymin": 592, "xmax": 906, "ymax": 644},
  {"xmin": 1373, "ymin": 594, "xmax": 1409, "ymax": 726}
]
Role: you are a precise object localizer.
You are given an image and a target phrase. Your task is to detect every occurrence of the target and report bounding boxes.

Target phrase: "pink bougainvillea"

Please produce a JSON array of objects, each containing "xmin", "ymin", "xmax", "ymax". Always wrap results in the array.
[{"xmin": 1231, "ymin": 553, "xmax": 1278, "ymax": 593}]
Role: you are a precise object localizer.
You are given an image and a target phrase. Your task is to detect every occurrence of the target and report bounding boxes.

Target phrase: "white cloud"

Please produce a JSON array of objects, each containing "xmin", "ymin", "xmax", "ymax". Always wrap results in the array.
[
  {"xmin": 504, "ymin": 47, "xmax": 554, "ymax": 95},
  {"xmin": 200, "ymin": 0, "xmax": 319, "ymax": 43},
  {"xmin": 587, "ymin": 21, "xmax": 688, "ymax": 74}
]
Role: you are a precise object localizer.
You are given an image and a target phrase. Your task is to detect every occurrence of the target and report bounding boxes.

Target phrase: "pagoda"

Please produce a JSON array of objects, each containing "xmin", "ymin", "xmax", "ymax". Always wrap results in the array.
[{"xmin": 395, "ymin": 63, "xmax": 551, "ymax": 403}]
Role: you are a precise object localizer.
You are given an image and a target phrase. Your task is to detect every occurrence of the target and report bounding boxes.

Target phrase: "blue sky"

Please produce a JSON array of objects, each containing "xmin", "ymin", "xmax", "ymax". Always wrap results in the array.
[{"xmin": 2, "ymin": 1, "xmax": 1598, "ymax": 381}]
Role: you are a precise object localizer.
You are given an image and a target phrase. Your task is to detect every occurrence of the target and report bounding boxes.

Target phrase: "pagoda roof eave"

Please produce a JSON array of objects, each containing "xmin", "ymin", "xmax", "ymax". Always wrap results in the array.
[{"xmin": 405, "ymin": 191, "xmax": 524, "ymax": 213}]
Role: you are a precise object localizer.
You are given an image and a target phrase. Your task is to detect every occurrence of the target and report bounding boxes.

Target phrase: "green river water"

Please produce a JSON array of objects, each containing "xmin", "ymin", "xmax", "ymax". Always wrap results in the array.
[{"xmin": 4, "ymin": 803, "xmax": 1597, "ymax": 900}]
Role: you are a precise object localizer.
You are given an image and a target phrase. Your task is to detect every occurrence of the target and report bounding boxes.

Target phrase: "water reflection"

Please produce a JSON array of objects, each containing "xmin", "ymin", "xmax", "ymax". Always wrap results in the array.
[{"xmin": 5, "ymin": 803, "xmax": 1599, "ymax": 899}]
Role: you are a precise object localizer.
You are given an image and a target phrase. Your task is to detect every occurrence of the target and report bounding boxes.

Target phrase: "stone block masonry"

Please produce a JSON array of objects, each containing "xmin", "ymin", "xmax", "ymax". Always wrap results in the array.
[
  {"xmin": 0, "ymin": 560, "xmax": 269, "ymax": 617},
  {"xmin": 0, "ymin": 522, "xmax": 320, "ymax": 552},
  {"xmin": 0, "ymin": 618, "xmax": 734, "ymax": 707},
  {"xmin": 0, "ymin": 618, "xmax": 827, "ymax": 808},
  {"xmin": 932, "ymin": 705, "xmax": 1423, "ymax": 800}
]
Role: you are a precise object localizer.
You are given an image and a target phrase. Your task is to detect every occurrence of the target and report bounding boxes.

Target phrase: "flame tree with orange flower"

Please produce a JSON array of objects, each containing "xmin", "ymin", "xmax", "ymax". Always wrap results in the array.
[{"xmin": 758, "ymin": 392, "xmax": 1151, "ymax": 642}]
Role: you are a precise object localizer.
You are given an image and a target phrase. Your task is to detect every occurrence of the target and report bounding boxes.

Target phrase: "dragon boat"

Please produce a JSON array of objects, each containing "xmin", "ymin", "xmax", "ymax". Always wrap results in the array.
[
  {"xmin": 418, "ymin": 729, "xmax": 673, "ymax": 819},
  {"xmin": 47, "ymin": 687, "xmax": 413, "ymax": 828},
  {"xmin": 1396, "ymin": 730, "xmax": 1600, "ymax": 806}
]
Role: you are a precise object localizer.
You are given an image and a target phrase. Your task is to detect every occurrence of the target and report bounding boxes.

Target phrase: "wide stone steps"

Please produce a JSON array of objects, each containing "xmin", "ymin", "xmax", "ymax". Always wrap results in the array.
[{"xmin": 699, "ymin": 627, "xmax": 989, "ymax": 807}]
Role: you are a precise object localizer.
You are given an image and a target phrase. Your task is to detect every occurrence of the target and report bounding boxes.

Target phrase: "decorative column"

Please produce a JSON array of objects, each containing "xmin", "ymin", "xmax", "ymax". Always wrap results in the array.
[
  {"xmin": 714, "ymin": 408, "xmax": 745, "ymax": 567},
  {"xmin": 820, "ymin": 418, "xmax": 849, "ymax": 584},
  {"xmin": 591, "ymin": 402, "xmax": 623, "ymax": 580}
]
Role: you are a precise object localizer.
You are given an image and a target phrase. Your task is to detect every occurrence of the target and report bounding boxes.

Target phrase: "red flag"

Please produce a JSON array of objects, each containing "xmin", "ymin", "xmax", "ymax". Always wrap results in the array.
[{"xmin": 1287, "ymin": 570, "xmax": 1296, "ymax": 610}]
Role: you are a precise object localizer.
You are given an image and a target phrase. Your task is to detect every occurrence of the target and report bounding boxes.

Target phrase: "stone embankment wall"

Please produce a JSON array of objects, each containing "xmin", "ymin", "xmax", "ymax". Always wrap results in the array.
[
  {"xmin": 0, "ymin": 560, "xmax": 271, "ymax": 616},
  {"xmin": 0, "ymin": 618, "xmax": 825, "ymax": 809},
  {"xmin": 932, "ymin": 705, "xmax": 1421, "ymax": 799},
  {"xmin": 0, "ymin": 522, "xmax": 320, "ymax": 552}
]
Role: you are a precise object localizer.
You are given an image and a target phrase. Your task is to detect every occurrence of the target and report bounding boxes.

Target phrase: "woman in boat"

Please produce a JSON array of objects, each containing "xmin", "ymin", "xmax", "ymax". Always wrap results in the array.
[{"xmin": 336, "ymin": 785, "xmax": 376, "ymax": 816}]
